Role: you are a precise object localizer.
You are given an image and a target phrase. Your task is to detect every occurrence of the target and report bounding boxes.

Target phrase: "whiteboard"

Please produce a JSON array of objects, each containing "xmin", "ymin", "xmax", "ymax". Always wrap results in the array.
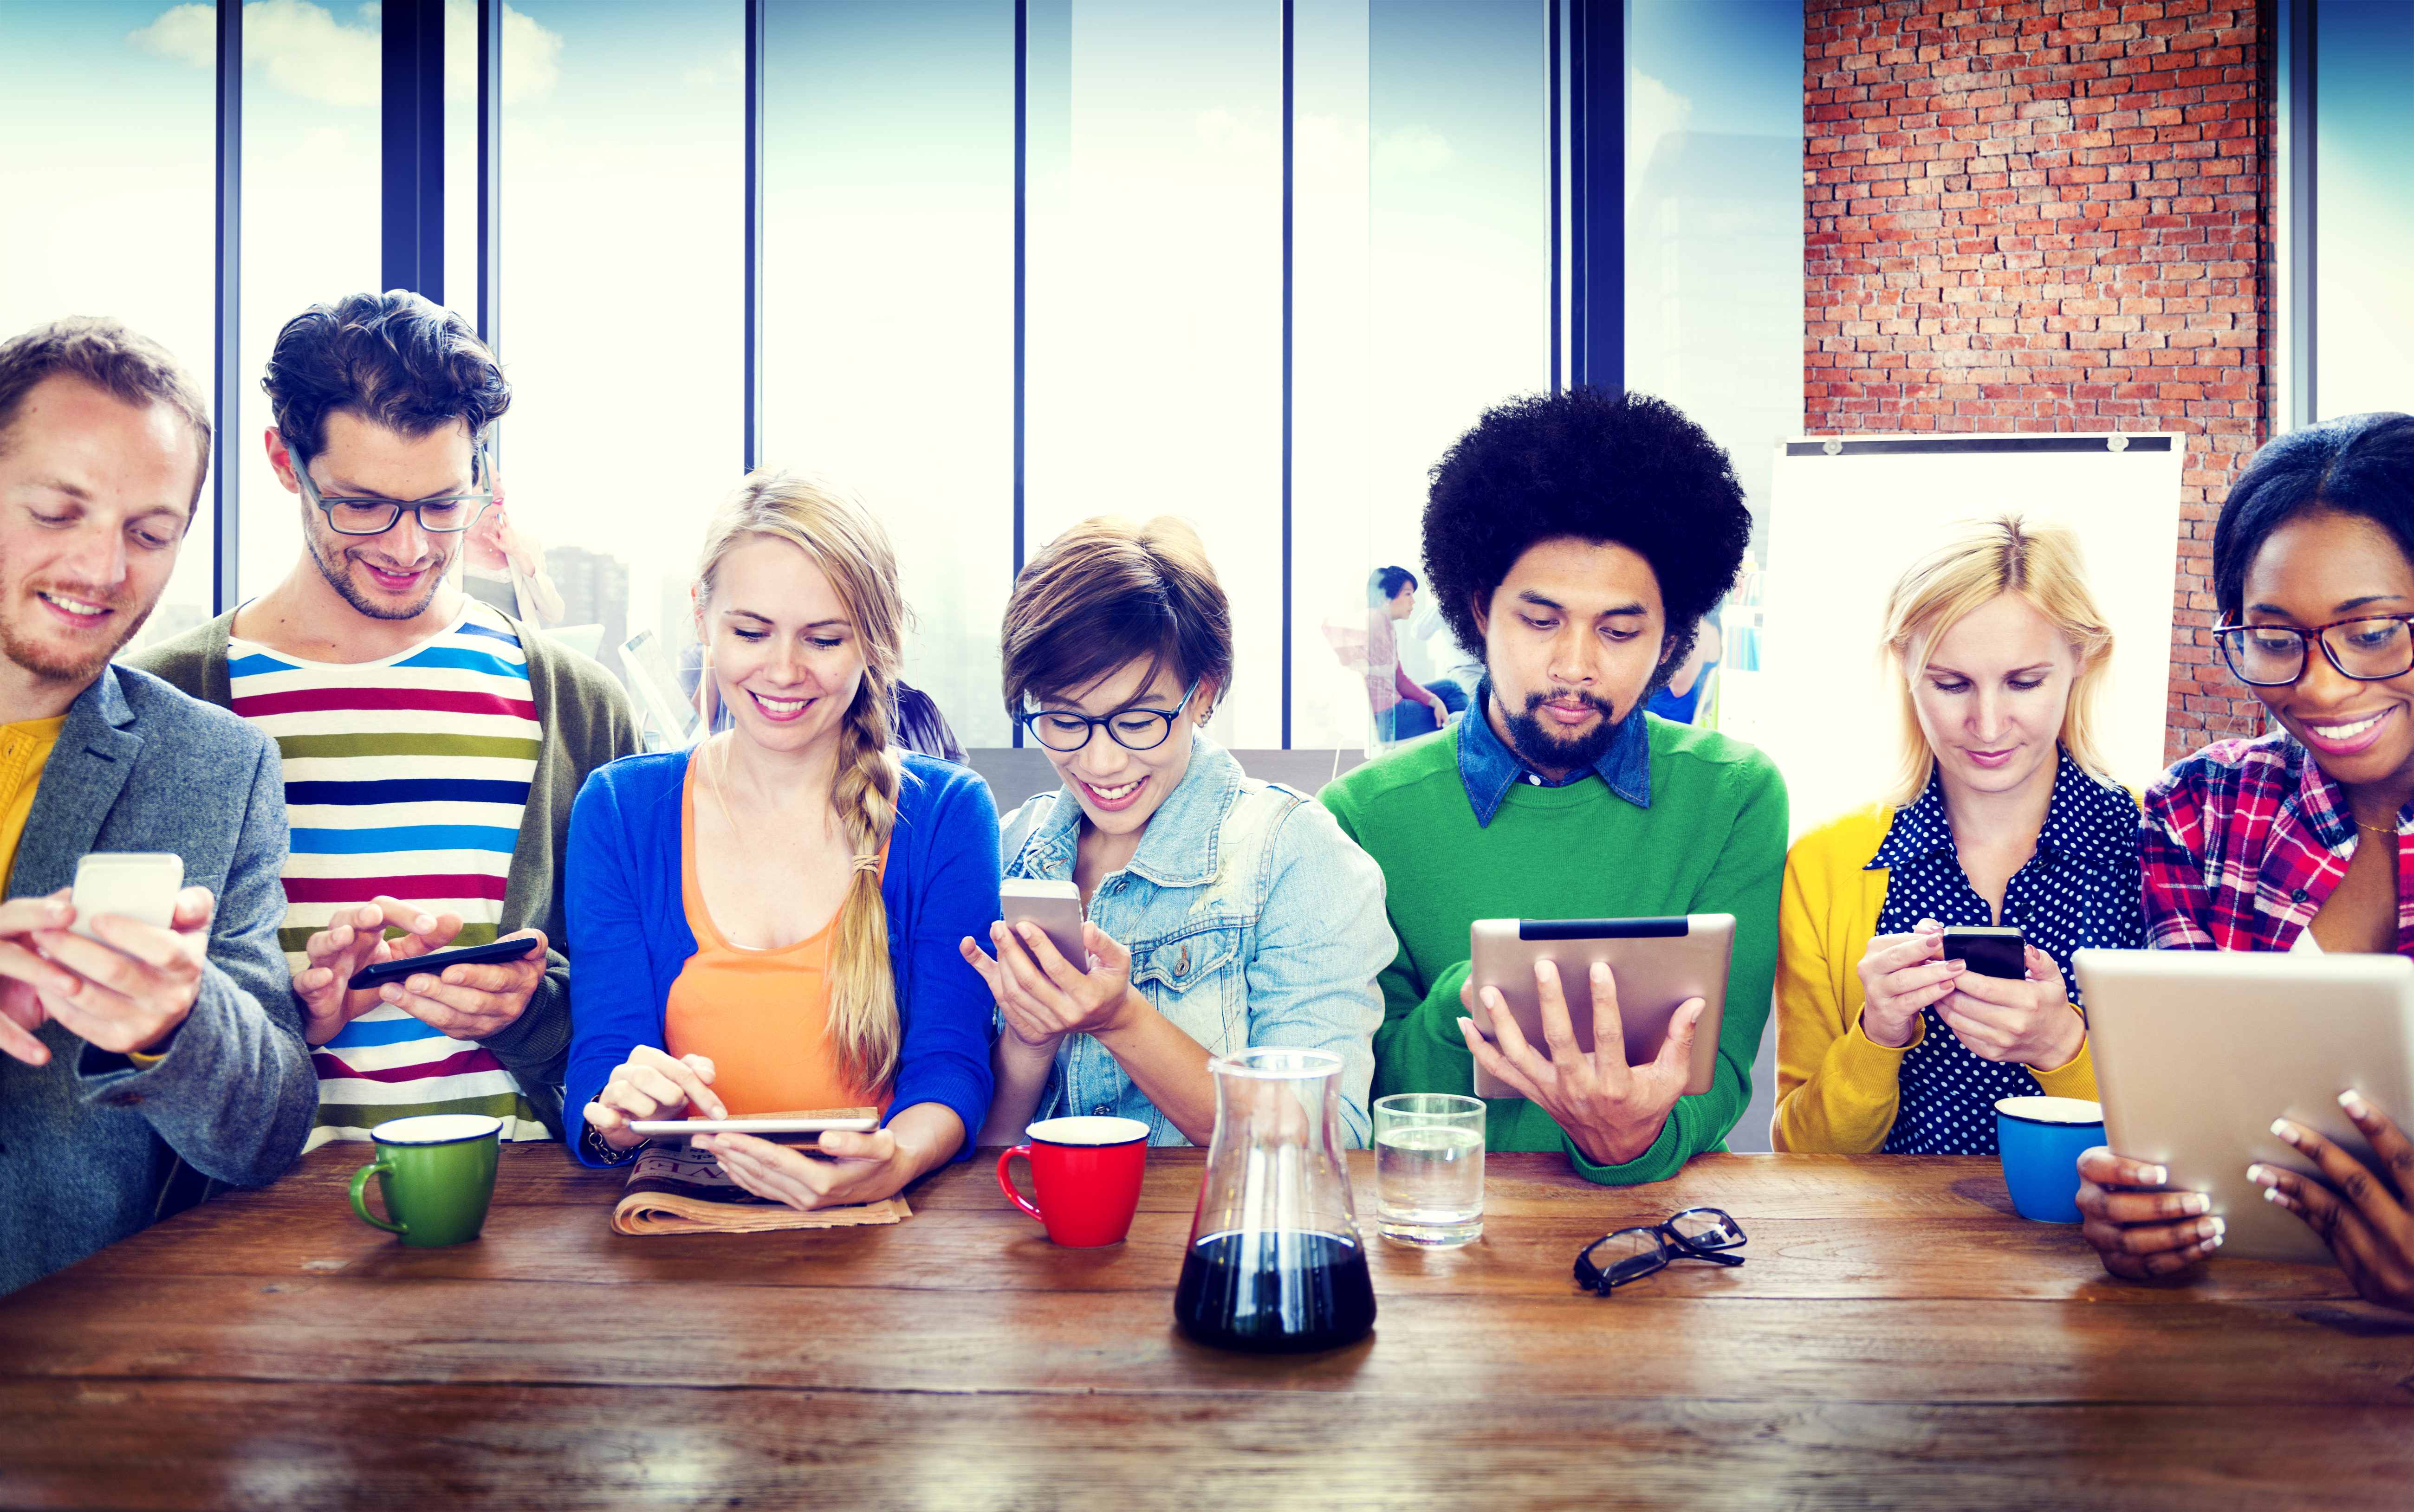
[{"xmin": 1739, "ymin": 433, "xmax": 2185, "ymax": 842}]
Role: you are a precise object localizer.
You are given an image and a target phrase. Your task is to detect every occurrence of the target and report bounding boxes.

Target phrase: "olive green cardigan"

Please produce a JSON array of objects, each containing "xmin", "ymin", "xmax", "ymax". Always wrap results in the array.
[{"xmin": 128, "ymin": 609, "xmax": 642, "ymax": 1140}]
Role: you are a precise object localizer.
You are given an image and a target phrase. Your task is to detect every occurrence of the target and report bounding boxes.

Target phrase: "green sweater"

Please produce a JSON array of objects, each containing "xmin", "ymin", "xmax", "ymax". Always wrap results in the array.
[{"xmin": 1318, "ymin": 717, "xmax": 1786, "ymax": 1185}]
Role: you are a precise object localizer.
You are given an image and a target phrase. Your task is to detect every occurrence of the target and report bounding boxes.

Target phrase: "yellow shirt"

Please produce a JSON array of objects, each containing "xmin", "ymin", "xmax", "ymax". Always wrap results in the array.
[
  {"xmin": 1771, "ymin": 802, "xmax": 2097, "ymax": 1154},
  {"xmin": 0, "ymin": 715, "xmax": 67, "ymax": 889}
]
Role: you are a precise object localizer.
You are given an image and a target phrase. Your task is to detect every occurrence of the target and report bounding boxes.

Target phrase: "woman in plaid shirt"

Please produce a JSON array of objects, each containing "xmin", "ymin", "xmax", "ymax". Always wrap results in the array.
[{"xmin": 2082, "ymin": 413, "xmax": 2414, "ymax": 1310}]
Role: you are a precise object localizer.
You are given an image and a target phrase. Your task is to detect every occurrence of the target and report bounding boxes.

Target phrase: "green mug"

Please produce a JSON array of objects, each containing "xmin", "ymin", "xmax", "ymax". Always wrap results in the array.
[{"xmin": 348, "ymin": 1113, "xmax": 503, "ymax": 1246}]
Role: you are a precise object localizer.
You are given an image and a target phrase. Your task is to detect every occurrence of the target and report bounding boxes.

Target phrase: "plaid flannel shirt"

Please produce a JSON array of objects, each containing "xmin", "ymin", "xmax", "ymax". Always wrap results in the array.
[{"xmin": 2141, "ymin": 730, "xmax": 2414, "ymax": 955}]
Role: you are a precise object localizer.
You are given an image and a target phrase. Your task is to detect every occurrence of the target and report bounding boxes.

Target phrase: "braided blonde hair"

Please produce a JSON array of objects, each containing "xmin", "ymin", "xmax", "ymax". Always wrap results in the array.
[{"xmin": 695, "ymin": 466, "xmax": 905, "ymax": 1092}]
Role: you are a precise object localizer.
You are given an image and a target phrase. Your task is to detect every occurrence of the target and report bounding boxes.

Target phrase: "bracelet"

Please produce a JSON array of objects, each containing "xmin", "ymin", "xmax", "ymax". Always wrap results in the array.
[{"xmin": 580, "ymin": 1118, "xmax": 645, "ymax": 1167}]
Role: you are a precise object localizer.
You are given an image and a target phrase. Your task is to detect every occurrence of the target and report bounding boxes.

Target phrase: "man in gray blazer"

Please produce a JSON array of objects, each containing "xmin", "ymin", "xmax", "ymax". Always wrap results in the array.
[{"xmin": 0, "ymin": 319, "xmax": 315, "ymax": 1296}]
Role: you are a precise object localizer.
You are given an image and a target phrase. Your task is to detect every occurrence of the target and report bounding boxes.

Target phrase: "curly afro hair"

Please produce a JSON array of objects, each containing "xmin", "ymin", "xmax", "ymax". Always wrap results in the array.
[{"xmin": 1421, "ymin": 387, "xmax": 1750, "ymax": 689}]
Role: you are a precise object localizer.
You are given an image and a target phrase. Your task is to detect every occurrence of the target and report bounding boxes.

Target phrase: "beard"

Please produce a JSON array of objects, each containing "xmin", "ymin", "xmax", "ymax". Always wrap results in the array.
[
  {"xmin": 1501, "ymin": 685, "xmax": 1623, "ymax": 772},
  {"xmin": 308, "ymin": 529, "xmax": 451, "ymax": 622},
  {"xmin": 0, "ymin": 584, "xmax": 153, "ymax": 685}
]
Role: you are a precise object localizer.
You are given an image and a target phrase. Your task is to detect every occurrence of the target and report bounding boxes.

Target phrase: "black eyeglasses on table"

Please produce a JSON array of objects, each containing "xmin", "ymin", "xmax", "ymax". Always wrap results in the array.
[
  {"xmin": 1573, "ymin": 1207, "xmax": 1747, "ymax": 1295},
  {"xmin": 2213, "ymin": 615, "xmax": 2414, "ymax": 688}
]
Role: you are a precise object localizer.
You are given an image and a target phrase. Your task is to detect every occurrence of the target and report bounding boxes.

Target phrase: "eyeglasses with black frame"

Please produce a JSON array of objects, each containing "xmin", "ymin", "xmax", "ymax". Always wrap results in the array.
[
  {"xmin": 291, "ymin": 442, "xmax": 494, "ymax": 536},
  {"xmin": 2213, "ymin": 615, "xmax": 2414, "ymax": 688},
  {"xmin": 1016, "ymin": 675, "xmax": 1204, "ymax": 753},
  {"xmin": 1573, "ymin": 1207, "xmax": 1747, "ymax": 1295}
]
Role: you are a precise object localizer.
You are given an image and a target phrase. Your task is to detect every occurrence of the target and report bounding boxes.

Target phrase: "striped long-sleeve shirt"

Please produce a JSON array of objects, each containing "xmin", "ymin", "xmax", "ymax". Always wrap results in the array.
[{"xmin": 229, "ymin": 601, "xmax": 550, "ymax": 1149}]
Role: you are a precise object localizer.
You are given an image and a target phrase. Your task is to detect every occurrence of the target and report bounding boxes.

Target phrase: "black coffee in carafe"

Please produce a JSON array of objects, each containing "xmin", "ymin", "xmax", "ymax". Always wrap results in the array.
[
  {"xmin": 1174, "ymin": 1229, "xmax": 1376, "ymax": 1353},
  {"xmin": 1175, "ymin": 1048, "xmax": 1376, "ymax": 1353}
]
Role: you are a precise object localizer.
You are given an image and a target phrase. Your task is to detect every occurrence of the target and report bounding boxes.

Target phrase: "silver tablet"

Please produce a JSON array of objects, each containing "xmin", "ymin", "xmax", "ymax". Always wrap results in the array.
[
  {"xmin": 1466, "ymin": 915, "xmax": 1733, "ymax": 1100},
  {"xmin": 2074, "ymin": 948, "xmax": 2414, "ymax": 1265}
]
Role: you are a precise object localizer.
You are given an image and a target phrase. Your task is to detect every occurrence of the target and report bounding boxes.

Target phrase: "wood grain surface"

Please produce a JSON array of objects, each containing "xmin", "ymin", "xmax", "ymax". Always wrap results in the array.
[{"xmin": 2, "ymin": 1144, "xmax": 2407, "ymax": 1510}]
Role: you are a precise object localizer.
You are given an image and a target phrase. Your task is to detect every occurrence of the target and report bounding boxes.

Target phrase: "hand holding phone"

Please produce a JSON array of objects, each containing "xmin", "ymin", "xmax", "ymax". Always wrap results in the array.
[
  {"xmin": 292, "ymin": 896, "xmax": 548, "ymax": 1047},
  {"xmin": 70, "ymin": 852, "xmax": 182, "ymax": 949},
  {"xmin": 1940, "ymin": 925, "xmax": 2027, "ymax": 981},
  {"xmin": 0, "ymin": 859, "xmax": 214, "ymax": 1067}
]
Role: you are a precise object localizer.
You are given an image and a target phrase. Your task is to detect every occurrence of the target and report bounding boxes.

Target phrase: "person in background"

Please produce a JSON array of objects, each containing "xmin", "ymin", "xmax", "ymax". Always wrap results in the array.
[
  {"xmin": 2081, "ymin": 412, "xmax": 2414, "ymax": 1306},
  {"xmin": 1366, "ymin": 566, "xmax": 1452, "ymax": 743},
  {"xmin": 459, "ymin": 480, "xmax": 566, "ymax": 627},
  {"xmin": 0, "ymin": 318, "xmax": 313, "ymax": 1294},
  {"xmin": 1772, "ymin": 515, "xmax": 2136, "ymax": 1155},
  {"xmin": 1645, "ymin": 616, "xmax": 1721, "ymax": 725},
  {"xmin": 1320, "ymin": 388, "xmax": 1785, "ymax": 1186},
  {"xmin": 132, "ymin": 291, "xmax": 639, "ymax": 1151},
  {"xmin": 964, "ymin": 517, "xmax": 1389, "ymax": 1148},
  {"xmin": 570, "ymin": 467, "xmax": 996, "ymax": 1208},
  {"xmin": 1407, "ymin": 580, "xmax": 1486, "ymax": 712}
]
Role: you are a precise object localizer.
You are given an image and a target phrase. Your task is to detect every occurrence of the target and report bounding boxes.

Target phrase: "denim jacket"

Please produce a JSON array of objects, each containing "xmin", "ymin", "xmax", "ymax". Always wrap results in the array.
[{"xmin": 999, "ymin": 733, "xmax": 1392, "ymax": 1147}]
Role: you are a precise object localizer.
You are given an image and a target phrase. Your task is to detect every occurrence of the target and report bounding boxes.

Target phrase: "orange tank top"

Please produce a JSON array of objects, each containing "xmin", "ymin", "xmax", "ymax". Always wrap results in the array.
[{"xmin": 663, "ymin": 756, "xmax": 893, "ymax": 1119}]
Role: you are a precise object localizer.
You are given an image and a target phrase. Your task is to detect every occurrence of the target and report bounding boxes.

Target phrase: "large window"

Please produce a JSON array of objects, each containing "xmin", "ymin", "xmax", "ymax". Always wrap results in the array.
[
  {"xmin": 31, "ymin": 0, "xmax": 1810, "ymax": 754},
  {"xmin": 2312, "ymin": 0, "xmax": 2414, "ymax": 421},
  {"xmin": 0, "ymin": 1, "xmax": 219, "ymax": 650},
  {"xmin": 763, "ymin": 0, "xmax": 1015, "ymax": 745},
  {"xmin": 497, "ymin": 0, "xmax": 740, "ymax": 671}
]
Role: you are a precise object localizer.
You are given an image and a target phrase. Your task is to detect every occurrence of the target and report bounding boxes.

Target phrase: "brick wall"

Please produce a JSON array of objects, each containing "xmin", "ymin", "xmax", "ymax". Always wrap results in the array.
[{"xmin": 1804, "ymin": 0, "xmax": 2270, "ymax": 766}]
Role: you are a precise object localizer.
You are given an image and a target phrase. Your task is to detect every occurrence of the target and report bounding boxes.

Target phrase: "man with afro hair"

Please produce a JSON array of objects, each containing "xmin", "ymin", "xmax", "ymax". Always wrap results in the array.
[{"xmin": 1320, "ymin": 387, "xmax": 1785, "ymax": 1184}]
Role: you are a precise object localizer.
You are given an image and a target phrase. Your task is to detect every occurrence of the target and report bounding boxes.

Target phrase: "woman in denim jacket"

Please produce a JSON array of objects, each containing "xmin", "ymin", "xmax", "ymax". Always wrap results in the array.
[{"xmin": 960, "ymin": 517, "xmax": 1392, "ymax": 1147}]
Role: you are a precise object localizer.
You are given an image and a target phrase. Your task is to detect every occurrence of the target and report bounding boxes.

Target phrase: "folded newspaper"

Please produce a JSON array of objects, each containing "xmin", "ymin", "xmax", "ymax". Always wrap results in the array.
[{"xmin": 610, "ymin": 1108, "xmax": 911, "ymax": 1236}]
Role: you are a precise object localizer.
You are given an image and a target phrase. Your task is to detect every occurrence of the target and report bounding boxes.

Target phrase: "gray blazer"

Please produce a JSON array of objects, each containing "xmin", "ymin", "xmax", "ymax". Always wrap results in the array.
[{"xmin": 0, "ymin": 666, "xmax": 315, "ymax": 1296}]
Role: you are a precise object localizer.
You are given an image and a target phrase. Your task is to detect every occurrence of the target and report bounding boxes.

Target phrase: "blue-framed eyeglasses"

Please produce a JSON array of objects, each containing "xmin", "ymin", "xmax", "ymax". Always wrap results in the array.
[
  {"xmin": 1017, "ymin": 676, "xmax": 1204, "ymax": 753},
  {"xmin": 292, "ymin": 442, "xmax": 494, "ymax": 536}
]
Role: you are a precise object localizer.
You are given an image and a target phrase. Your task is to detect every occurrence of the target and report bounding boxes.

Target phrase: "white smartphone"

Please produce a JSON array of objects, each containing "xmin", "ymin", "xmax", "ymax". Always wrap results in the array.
[
  {"xmin": 626, "ymin": 1117, "xmax": 880, "ymax": 1135},
  {"xmin": 70, "ymin": 852, "xmax": 184, "ymax": 947},
  {"xmin": 1000, "ymin": 878, "xmax": 1087, "ymax": 968}
]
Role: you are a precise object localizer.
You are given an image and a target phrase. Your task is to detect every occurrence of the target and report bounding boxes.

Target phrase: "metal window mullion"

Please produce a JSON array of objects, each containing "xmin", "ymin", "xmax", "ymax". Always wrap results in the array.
[
  {"xmin": 2284, "ymin": 0, "xmax": 2317, "ymax": 430},
  {"xmin": 1280, "ymin": 0, "xmax": 1295, "ymax": 750},
  {"xmin": 743, "ymin": 0, "xmax": 766, "ymax": 472},
  {"xmin": 1566, "ymin": 0, "xmax": 1621, "ymax": 391},
  {"xmin": 213, "ymin": 0, "xmax": 242, "ymax": 615},
  {"xmin": 478, "ymin": 0, "xmax": 503, "ymax": 471},
  {"xmin": 1012, "ymin": 0, "xmax": 1028, "ymax": 748},
  {"xmin": 380, "ymin": 0, "xmax": 445, "ymax": 299}
]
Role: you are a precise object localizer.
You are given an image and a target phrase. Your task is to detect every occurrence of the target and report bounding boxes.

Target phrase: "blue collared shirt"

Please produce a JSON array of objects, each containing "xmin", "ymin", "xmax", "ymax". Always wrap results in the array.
[{"xmin": 1455, "ymin": 679, "xmax": 1654, "ymax": 827}]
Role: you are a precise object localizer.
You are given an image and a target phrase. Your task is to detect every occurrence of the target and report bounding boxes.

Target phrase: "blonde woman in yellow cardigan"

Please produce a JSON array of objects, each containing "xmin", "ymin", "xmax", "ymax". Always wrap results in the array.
[{"xmin": 1773, "ymin": 516, "xmax": 2141, "ymax": 1154}]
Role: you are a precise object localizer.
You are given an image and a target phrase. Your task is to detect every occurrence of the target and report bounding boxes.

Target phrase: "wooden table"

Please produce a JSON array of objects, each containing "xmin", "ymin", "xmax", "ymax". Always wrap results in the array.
[{"xmin": 2, "ymin": 1144, "xmax": 2411, "ymax": 1509}]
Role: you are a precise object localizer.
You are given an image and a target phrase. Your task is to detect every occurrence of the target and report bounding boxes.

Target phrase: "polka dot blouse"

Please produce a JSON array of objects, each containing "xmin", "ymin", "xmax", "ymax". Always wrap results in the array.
[{"xmin": 1870, "ymin": 749, "xmax": 2143, "ymax": 1155}]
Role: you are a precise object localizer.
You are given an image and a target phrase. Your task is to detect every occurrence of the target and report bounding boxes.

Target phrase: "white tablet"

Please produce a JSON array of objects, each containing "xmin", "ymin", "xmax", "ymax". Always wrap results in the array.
[
  {"xmin": 1466, "ymin": 915, "xmax": 1733, "ymax": 1100},
  {"xmin": 2074, "ymin": 948, "xmax": 2414, "ymax": 1265},
  {"xmin": 627, "ymin": 1117, "xmax": 879, "ymax": 1136}
]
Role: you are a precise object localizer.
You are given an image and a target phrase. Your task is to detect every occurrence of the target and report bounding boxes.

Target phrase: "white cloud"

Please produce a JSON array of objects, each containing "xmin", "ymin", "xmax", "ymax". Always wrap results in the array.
[
  {"xmin": 1195, "ymin": 108, "xmax": 1274, "ymax": 155},
  {"xmin": 1627, "ymin": 71, "xmax": 1692, "ymax": 194},
  {"xmin": 126, "ymin": 3, "xmax": 215, "ymax": 68},
  {"xmin": 444, "ymin": 1, "xmax": 563, "ymax": 106},
  {"xmin": 678, "ymin": 46, "xmax": 742, "ymax": 88},
  {"xmin": 241, "ymin": 0, "xmax": 378, "ymax": 107},
  {"xmin": 128, "ymin": 0, "xmax": 558, "ymax": 108},
  {"xmin": 1372, "ymin": 124, "xmax": 1455, "ymax": 177}
]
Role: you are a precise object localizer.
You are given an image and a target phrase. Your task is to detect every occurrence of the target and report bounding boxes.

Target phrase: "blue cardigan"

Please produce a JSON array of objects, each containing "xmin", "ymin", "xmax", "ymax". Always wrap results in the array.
[{"xmin": 564, "ymin": 748, "xmax": 1000, "ymax": 1168}]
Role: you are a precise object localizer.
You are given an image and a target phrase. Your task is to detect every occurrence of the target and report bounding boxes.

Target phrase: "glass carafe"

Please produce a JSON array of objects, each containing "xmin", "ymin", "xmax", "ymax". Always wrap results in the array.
[{"xmin": 1174, "ymin": 1047, "xmax": 1376, "ymax": 1352}]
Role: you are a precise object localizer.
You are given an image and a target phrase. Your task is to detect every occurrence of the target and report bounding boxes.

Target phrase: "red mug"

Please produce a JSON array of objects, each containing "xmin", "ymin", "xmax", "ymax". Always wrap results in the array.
[{"xmin": 996, "ymin": 1115, "xmax": 1151, "ymax": 1246}]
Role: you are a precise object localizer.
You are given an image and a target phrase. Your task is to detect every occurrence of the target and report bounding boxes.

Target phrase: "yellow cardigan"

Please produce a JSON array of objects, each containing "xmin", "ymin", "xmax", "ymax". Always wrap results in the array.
[{"xmin": 1771, "ymin": 803, "xmax": 2098, "ymax": 1153}]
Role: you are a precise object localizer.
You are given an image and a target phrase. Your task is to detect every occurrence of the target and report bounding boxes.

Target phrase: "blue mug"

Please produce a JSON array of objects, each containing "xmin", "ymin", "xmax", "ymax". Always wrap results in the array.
[{"xmin": 1995, "ymin": 1096, "xmax": 2105, "ymax": 1224}]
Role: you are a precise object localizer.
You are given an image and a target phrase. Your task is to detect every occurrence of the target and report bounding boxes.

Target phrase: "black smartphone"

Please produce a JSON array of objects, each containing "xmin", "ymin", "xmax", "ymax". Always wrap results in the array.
[
  {"xmin": 1940, "ymin": 925, "xmax": 2027, "ymax": 981},
  {"xmin": 348, "ymin": 937, "xmax": 540, "ymax": 991}
]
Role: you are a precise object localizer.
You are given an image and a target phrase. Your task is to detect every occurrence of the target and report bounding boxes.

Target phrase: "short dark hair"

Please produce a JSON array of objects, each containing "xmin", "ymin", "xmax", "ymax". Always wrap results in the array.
[
  {"xmin": 0, "ymin": 317, "xmax": 213, "ymax": 507},
  {"xmin": 263, "ymin": 291, "xmax": 510, "ymax": 468},
  {"xmin": 1421, "ymin": 387, "xmax": 1749, "ymax": 685},
  {"xmin": 2213, "ymin": 412, "xmax": 2414, "ymax": 621},
  {"xmin": 1370, "ymin": 565, "xmax": 1417, "ymax": 604},
  {"xmin": 1001, "ymin": 515, "xmax": 1233, "ymax": 718}
]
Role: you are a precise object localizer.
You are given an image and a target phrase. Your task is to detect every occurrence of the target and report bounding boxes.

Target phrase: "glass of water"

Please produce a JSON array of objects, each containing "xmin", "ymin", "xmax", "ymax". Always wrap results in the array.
[{"xmin": 1372, "ymin": 1093, "xmax": 1486, "ymax": 1247}]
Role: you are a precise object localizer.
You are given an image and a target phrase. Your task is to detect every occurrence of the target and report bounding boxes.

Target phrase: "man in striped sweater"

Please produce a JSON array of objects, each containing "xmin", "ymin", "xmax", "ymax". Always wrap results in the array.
[{"xmin": 134, "ymin": 292, "xmax": 639, "ymax": 1152}]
